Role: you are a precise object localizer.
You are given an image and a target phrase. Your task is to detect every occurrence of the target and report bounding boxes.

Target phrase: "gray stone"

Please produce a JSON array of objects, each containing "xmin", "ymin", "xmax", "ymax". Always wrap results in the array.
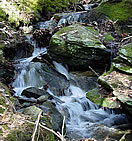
[
  {"xmin": 49, "ymin": 24, "xmax": 111, "ymax": 70},
  {"xmin": 22, "ymin": 106, "xmax": 42, "ymax": 120}
]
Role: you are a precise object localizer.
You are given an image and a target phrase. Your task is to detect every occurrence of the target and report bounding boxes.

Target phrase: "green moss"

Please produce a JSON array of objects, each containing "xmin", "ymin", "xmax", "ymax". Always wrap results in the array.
[
  {"xmin": 86, "ymin": 88, "xmax": 119, "ymax": 108},
  {"xmin": 0, "ymin": 107, "xmax": 5, "ymax": 113},
  {"xmin": 0, "ymin": 83, "xmax": 15, "ymax": 104},
  {"xmin": 96, "ymin": 0, "xmax": 132, "ymax": 23},
  {"xmin": 0, "ymin": 129, "xmax": 3, "ymax": 134},
  {"xmin": 0, "ymin": 96, "xmax": 7, "ymax": 108},
  {"xmin": 56, "ymin": 26, "xmax": 72, "ymax": 35},
  {"xmin": 102, "ymin": 65, "xmax": 114, "ymax": 77},
  {"xmin": 128, "ymin": 76, "xmax": 132, "ymax": 82},
  {"xmin": 6, "ymin": 129, "xmax": 31, "ymax": 141},
  {"xmin": 104, "ymin": 32, "xmax": 114, "ymax": 42},
  {"xmin": 0, "ymin": 8, "xmax": 7, "ymax": 22},
  {"xmin": 111, "ymin": 83, "xmax": 118, "ymax": 88},
  {"xmin": 86, "ymin": 88, "xmax": 105, "ymax": 106}
]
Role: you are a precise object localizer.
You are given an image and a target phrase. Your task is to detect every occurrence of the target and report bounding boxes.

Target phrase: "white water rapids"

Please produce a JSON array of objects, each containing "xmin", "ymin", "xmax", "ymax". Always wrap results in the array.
[{"xmin": 12, "ymin": 37, "xmax": 130, "ymax": 140}]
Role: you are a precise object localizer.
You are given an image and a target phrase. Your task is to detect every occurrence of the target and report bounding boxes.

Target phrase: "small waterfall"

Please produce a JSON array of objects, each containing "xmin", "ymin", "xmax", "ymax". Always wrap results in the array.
[
  {"xmin": 53, "ymin": 61, "xmax": 130, "ymax": 139},
  {"xmin": 12, "ymin": 36, "xmax": 131, "ymax": 140},
  {"xmin": 12, "ymin": 35, "xmax": 47, "ymax": 96}
]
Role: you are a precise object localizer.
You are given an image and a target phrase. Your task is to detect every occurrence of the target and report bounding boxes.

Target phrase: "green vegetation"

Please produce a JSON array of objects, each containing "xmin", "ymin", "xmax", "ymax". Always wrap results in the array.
[
  {"xmin": 96, "ymin": 0, "xmax": 132, "ymax": 23},
  {"xmin": 0, "ymin": 0, "xmax": 79, "ymax": 26},
  {"xmin": 6, "ymin": 122, "xmax": 55, "ymax": 141},
  {"xmin": 103, "ymin": 32, "xmax": 114, "ymax": 42}
]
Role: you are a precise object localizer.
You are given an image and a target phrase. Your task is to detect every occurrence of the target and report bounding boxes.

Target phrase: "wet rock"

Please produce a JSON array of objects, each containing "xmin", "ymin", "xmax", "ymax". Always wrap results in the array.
[
  {"xmin": 70, "ymin": 71, "xmax": 97, "ymax": 92},
  {"xmin": 40, "ymin": 101, "xmax": 64, "ymax": 132},
  {"xmin": 37, "ymin": 95, "xmax": 51, "ymax": 103},
  {"xmin": 35, "ymin": 20, "xmax": 57, "ymax": 32},
  {"xmin": 18, "ymin": 62, "xmax": 69, "ymax": 96},
  {"xmin": 21, "ymin": 87, "xmax": 49, "ymax": 99},
  {"xmin": 33, "ymin": 20, "xmax": 57, "ymax": 47},
  {"xmin": 49, "ymin": 24, "xmax": 111, "ymax": 70},
  {"xmin": 54, "ymin": 11, "xmax": 90, "ymax": 26},
  {"xmin": 53, "ymin": 10, "xmax": 106, "ymax": 26}
]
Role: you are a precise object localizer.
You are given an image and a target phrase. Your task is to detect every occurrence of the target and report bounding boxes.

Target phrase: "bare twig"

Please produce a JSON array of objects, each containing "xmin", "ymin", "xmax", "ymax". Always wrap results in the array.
[
  {"xmin": 62, "ymin": 116, "xmax": 65, "ymax": 140},
  {"xmin": 119, "ymin": 133, "xmax": 126, "ymax": 141},
  {"xmin": 25, "ymin": 118, "xmax": 66, "ymax": 141},
  {"xmin": 121, "ymin": 36, "xmax": 132, "ymax": 42},
  {"xmin": 32, "ymin": 111, "xmax": 42, "ymax": 141},
  {"xmin": 89, "ymin": 66, "xmax": 99, "ymax": 77},
  {"xmin": 36, "ymin": 125, "xmax": 40, "ymax": 141}
]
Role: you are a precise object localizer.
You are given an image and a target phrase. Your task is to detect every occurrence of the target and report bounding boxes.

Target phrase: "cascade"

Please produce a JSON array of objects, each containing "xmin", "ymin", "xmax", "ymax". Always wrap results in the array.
[{"xmin": 12, "ymin": 28, "xmax": 131, "ymax": 140}]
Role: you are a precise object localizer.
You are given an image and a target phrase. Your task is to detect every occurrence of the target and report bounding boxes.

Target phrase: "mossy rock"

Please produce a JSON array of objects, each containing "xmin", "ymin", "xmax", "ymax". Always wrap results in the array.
[
  {"xmin": 96, "ymin": 0, "xmax": 132, "ymax": 23},
  {"xmin": 86, "ymin": 88, "xmax": 120, "ymax": 108},
  {"xmin": 119, "ymin": 43, "xmax": 132, "ymax": 60},
  {"xmin": 49, "ymin": 24, "xmax": 111, "ymax": 70},
  {"xmin": 22, "ymin": 106, "xmax": 42, "ymax": 121},
  {"xmin": 113, "ymin": 62, "xmax": 132, "ymax": 74},
  {"xmin": 113, "ymin": 43, "xmax": 132, "ymax": 74}
]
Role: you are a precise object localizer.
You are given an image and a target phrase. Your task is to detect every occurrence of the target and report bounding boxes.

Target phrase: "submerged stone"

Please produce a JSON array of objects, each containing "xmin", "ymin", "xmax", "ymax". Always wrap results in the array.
[{"xmin": 49, "ymin": 24, "xmax": 111, "ymax": 70}]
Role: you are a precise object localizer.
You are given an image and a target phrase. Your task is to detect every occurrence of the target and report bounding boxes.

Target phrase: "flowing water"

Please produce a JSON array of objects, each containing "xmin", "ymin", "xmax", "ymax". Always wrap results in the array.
[{"xmin": 12, "ymin": 35, "xmax": 131, "ymax": 140}]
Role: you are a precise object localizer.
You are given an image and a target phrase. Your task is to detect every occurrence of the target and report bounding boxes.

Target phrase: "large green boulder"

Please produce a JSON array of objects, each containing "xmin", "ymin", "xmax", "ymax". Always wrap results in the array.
[{"xmin": 49, "ymin": 24, "xmax": 111, "ymax": 70}]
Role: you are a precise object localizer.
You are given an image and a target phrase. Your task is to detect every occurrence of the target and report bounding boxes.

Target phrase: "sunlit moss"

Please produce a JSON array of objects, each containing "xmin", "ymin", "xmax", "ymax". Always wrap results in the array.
[
  {"xmin": 0, "ymin": 0, "xmax": 79, "ymax": 26},
  {"xmin": 96, "ymin": 0, "xmax": 132, "ymax": 23}
]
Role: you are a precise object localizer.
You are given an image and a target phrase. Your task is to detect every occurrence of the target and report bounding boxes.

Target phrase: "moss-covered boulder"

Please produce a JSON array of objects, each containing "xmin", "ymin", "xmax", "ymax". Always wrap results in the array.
[
  {"xmin": 113, "ymin": 43, "xmax": 132, "ymax": 74},
  {"xmin": 86, "ymin": 88, "xmax": 121, "ymax": 108},
  {"xmin": 49, "ymin": 24, "xmax": 111, "ymax": 70}
]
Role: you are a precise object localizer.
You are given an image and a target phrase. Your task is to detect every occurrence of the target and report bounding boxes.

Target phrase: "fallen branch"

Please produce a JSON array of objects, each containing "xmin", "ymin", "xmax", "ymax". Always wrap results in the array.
[
  {"xmin": 62, "ymin": 116, "xmax": 65, "ymax": 140},
  {"xmin": 89, "ymin": 66, "xmax": 99, "ymax": 77},
  {"xmin": 25, "ymin": 117, "xmax": 66, "ymax": 141},
  {"xmin": 32, "ymin": 111, "xmax": 42, "ymax": 141}
]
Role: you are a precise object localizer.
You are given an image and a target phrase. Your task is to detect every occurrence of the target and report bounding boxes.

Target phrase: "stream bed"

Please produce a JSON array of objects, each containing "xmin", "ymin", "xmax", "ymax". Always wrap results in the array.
[{"xmin": 12, "ymin": 35, "xmax": 132, "ymax": 140}]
